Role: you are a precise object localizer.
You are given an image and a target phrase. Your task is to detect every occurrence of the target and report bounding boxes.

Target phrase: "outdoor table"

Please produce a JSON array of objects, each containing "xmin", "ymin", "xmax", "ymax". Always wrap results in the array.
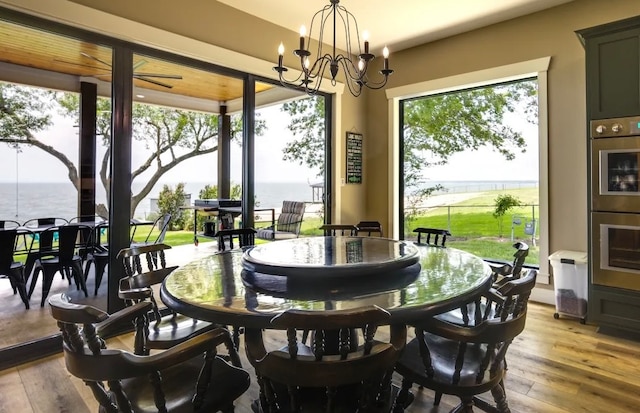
[{"xmin": 160, "ymin": 236, "xmax": 493, "ymax": 329}]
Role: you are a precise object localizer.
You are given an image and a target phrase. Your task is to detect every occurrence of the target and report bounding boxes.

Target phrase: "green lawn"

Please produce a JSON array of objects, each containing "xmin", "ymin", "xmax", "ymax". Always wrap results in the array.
[{"xmin": 157, "ymin": 187, "xmax": 540, "ymax": 265}]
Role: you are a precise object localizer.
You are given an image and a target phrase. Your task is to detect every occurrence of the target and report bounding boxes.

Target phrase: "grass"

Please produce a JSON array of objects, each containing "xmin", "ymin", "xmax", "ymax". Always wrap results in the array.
[
  {"xmin": 406, "ymin": 187, "xmax": 540, "ymax": 264},
  {"xmin": 155, "ymin": 187, "xmax": 541, "ymax": 265}
]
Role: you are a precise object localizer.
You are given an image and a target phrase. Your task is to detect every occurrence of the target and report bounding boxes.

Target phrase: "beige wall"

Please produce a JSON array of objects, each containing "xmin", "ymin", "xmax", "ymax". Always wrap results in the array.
[{"xmin": 365, "ymin": 0, "xmax": 640, "ymax": 253}]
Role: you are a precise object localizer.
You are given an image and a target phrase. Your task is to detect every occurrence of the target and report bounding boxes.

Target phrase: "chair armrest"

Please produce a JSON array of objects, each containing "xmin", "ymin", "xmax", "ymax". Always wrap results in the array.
[
  {"xmin": 118, "ymin": 286, "xmax": 153, "ymax": 301},
  {"xmin": 123, "ymin": 327, "xmax": 239, "ymax": 373},
  {"xmin": 416, "ymin": 315, "xmax": 492, "ymax": 343},
  {"xmin": 96, "ymin": 301, "xmax": 153, "ymax": 337}
]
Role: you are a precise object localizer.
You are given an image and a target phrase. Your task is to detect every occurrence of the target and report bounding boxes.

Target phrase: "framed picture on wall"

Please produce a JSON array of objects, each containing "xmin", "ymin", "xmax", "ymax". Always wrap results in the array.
[{"xmin": 346, "ymin": 132, "xmax": 363, "ymax": 184}]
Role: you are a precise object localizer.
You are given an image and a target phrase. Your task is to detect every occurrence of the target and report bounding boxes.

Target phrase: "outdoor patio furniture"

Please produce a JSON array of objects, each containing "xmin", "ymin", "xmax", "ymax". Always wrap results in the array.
[
  {"xmin": 29, "ymin": 224, "xmax": 91, "ymax": 307},
  {"xmin": 130, "ymin": 213, "xmax": 171, "ymax": 247},
  {"xmin": 256, "ymin": 200, "xmax": 305, "ymax": 240},
  {"xmin": 0, "ymin": 228, "xmax": 34, "ymax": 309}
]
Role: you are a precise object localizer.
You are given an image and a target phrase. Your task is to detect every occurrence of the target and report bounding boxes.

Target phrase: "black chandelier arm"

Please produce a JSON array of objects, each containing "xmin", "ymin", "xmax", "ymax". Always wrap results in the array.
[{"xmin": 333, "ymin": 53, "xmax": 367, "ymax": 82}]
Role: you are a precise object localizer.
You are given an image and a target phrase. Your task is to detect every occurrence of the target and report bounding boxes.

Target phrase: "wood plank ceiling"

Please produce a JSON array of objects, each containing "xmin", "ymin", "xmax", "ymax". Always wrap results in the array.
[{"xmin": 0, "ymin": 18, "xmax": 273, "ymax": 104}]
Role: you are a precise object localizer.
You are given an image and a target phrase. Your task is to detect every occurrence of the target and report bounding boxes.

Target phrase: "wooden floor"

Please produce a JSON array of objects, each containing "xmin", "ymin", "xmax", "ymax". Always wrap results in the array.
[{"xmin": 1, "ymin": 302, "xmax": 639, "ymax": 412}]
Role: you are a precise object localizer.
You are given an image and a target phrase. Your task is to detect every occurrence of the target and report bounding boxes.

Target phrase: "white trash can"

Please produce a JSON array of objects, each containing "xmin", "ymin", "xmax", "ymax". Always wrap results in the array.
[{"xmin": 548, "ymin": 250, "xmax": 588, "ymax": 324}]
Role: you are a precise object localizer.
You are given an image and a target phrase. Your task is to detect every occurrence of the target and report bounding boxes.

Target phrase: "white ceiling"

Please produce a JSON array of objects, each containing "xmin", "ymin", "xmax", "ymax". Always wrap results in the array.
[{"xmin": 219, "ymin": 0, "xmax": 574, "ymax": 53}]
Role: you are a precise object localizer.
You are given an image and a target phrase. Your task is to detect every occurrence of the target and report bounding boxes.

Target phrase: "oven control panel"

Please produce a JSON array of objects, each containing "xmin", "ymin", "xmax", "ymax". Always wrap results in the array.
[{"xmin": 591, "ymin": 116, "xmax": 640, "ymax": 138}]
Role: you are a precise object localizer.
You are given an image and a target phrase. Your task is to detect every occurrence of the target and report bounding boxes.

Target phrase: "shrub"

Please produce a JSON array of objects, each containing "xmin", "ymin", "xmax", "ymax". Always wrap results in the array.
[
  {"xmin": 157, "ymin": 183, "xmax": 187, "ymax": 230},
  {"xmin": 493, "ymin": 194, "xmax": 522, "ymax": 238}
]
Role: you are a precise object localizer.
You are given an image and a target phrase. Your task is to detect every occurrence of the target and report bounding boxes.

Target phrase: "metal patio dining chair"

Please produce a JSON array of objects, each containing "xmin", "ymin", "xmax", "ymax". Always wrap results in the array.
[
  {"xmin": 28, "ymin": 224, "xmax": 91, "ymax": 307},
  {"xmin": 0, "ymin": 228, "xmax": 34, "ymax": 309}
]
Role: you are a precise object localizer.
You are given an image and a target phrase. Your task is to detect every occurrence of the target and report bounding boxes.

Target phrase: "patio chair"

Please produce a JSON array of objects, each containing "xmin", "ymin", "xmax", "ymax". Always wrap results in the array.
[
  {"xmin": 0, "ymin": 228, "xmax": 34, "ymax": 309},
  {"xmin": 130, "ymin": 213, "xmax": 171, "ymax": 247},
  {"xmin": 29, "ymin": 224, "xmax": 92, "ymax": 307},
  {"xmin": 256, "ymin": 201, "xmax": 305, "ymax": 240},
  {"xmin": 0, "ymin": 220, "xmax": 21, "ymax": 230}
]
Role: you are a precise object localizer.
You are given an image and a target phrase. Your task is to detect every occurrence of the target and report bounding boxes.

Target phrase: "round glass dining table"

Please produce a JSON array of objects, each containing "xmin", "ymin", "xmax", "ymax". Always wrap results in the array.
[{"xmin": 160, "ymin": 236, "xmax": 493, "ymax": 328}]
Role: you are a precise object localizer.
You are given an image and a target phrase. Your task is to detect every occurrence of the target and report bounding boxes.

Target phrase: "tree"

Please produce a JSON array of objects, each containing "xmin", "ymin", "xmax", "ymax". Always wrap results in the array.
[
  {"xmin": 403, "ymin": 81, "xmax": 537, "ymax": 195},
  {"xmin": 280, "ymin": 81, "xmax": 538, "ymax": 205},
  {"xmin": 493, "ymin": 193, "xmax": 523, "ymax": 238},
  {"xmin": 280, "ymin": 95, "xmax": 325, "ymax": 177},
  {"xmin": 0, "ymin": 81, "xmax": 265, "ymax": 218},
  {"xmin": 157, "ymin": 182, "xmax": 187, "ymax": 230}
]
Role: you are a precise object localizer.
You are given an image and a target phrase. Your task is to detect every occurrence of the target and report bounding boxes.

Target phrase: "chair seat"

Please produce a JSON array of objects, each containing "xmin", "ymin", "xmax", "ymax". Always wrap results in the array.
[
  {"xmin": 255, "ymin": 228, "xmax": 298, "ymax": 240},
  {"xmin": 396, "ymin": 334, "xmax": 505, "ymax": 396},
  {"xmin": 147, "ymin": 314, "xmax": 218, "ymax": 350},
  {"xmin": 122, "ymin": 355, "xmax": 250, "ymax": 413}
]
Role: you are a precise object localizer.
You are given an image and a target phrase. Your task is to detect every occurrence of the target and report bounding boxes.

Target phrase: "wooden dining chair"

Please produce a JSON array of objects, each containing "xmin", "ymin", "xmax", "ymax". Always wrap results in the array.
[
  {"xmin": 319, "ymin": 223, "xmax": 358, "ymax": 236},
  {"xmin": 245, "ymin": 305, "xmax": 406, "ymax": 412},
  {"xmin": 414, "ymin": 227, "xmax": 451, "ymax": 247},
  {"xmin": 49, "ymin": 293, "xmax": 250, "ymax": 413},
  {"xmin": 393, "ymin": 270, "xmax": 538, "ymax": 412},
  {"xmin": 215, "ymin": 228, "xmax": 256, "ymax": 252},
  {"xmin": 117, "ymin": 243, "xmax": 217, "ymax": 355},
  {"xmin": 355, "ymin": 220, "xmax": 384, "ymax": 237},
  {"xmin": 487, "ymin": 241, "xmax": 529, "ymax": 287}
]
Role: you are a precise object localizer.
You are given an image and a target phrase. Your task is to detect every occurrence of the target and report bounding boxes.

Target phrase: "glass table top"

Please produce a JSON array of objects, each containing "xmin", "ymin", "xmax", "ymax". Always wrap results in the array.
[
  {"xmin": 161, "ymin": 239, "xmax": 492, "ymax": 328},
  {"xmin": 242, "ymin": 236, "xmax": 420, "ymax": 277}
]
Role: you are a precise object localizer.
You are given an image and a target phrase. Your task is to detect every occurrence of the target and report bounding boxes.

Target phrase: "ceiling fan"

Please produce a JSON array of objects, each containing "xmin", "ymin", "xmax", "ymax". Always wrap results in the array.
[{"xmin": 55, "ymin": 52, "xmax": 183, "ymax": 89}]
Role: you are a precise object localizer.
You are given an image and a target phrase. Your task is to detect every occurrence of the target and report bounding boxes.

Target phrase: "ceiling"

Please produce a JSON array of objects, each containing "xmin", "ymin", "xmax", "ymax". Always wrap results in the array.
[
  {"xmin": 0, "ymin": 19, "xmax": 293, "ymax": 114},
  {"xmin": 0, "ymin": 0, "xmax": 574, "ymax": 113},
  {"xmin": 219, "ymin": 0, "xmax": 575, "ymax": 52}
]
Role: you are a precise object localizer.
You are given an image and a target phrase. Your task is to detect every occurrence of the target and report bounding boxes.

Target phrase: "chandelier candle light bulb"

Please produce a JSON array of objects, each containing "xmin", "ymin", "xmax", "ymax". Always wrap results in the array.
[
  {"xmin": 273, "ymin": 0, "xmax": 393, "ymax": 97},
  {"xmin": 299, "ymin": 25, "xmax": 306, "ymax": 51}
]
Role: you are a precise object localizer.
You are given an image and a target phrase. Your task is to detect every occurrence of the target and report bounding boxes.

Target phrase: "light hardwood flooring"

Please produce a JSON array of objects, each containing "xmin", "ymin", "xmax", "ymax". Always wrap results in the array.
[{"xmin": 1, "ymin": 302, "xmax": 639, "ymax": 412}]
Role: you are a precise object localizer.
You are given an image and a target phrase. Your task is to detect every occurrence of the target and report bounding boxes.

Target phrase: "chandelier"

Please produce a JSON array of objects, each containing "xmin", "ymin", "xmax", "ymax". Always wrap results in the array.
[{"xmin": 273, "ymin": 0, "xmax": 393, "ymax": 97}]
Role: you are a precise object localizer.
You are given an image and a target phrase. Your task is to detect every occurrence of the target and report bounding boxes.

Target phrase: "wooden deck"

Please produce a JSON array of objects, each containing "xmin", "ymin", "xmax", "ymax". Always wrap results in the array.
[{"xmin": 1, "ymin": 302, "xmax": 639, "ymax": 412}]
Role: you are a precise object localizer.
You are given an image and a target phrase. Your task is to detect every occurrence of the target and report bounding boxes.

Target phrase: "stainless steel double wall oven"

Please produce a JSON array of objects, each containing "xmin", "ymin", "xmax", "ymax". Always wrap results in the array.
[{"xmin": 591, "ymin": 116, "xmax": 640, "ymax": 292}]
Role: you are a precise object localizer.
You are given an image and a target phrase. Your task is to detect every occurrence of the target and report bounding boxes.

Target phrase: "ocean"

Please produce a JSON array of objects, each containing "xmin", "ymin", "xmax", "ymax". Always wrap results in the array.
[
  {"xmin": 0, "ymin": 181, "xmax": 316, "ymax": 223},
  {"xmin": 0, "ymin": 180, "xmax": 538, "ymax": 223}
]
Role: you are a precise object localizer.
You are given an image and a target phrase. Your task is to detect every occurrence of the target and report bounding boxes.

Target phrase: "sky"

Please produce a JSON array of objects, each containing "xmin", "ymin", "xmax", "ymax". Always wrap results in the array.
[{"xmin": 0, "ymin": 98, "xmax": 538, "ymax": 186}]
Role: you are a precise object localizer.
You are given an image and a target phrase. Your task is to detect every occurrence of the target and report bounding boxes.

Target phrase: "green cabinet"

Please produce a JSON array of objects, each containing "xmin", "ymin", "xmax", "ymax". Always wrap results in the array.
[
  {"xmin": 578, "ymin": 16, "xmax": 640, "ymax": 120},
  {"xmin": 578, "ymin": 15, "xmax": 640, "ymax": 334}
]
